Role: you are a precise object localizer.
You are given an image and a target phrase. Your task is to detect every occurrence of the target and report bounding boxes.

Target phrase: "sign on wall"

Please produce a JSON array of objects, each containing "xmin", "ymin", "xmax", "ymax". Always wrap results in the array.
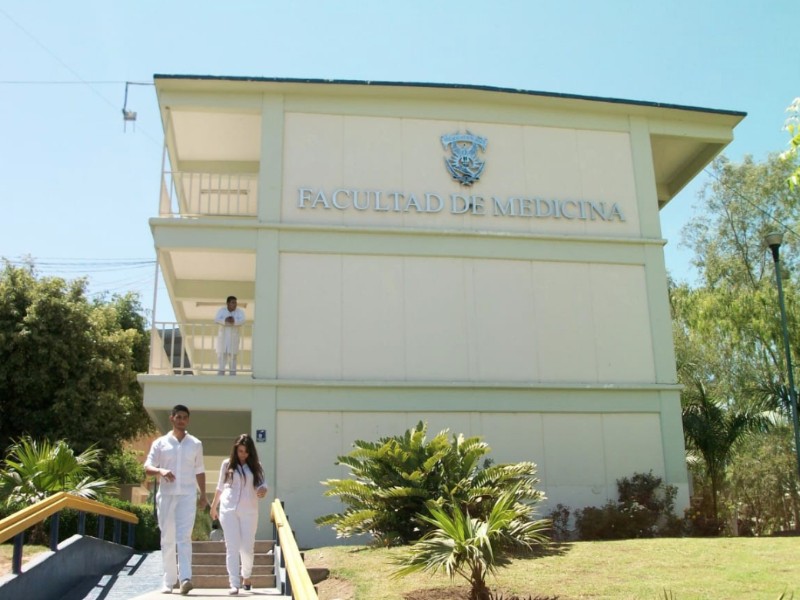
[{"xmin": 291, "ymin": 127, "xmax": 628, "ymax": 224}]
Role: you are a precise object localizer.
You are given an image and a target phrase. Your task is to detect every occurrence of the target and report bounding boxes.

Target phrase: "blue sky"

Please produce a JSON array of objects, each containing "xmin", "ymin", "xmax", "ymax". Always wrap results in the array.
[{"xmin": 1, "ymin": 0, "xmax": 798, "ymax": 321}]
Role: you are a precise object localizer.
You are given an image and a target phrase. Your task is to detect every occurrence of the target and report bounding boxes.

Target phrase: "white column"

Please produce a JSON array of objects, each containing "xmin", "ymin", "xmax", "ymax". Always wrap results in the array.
[{"xmin": 253, "ymin": 93, "xmax": 285, "ymax": 379}]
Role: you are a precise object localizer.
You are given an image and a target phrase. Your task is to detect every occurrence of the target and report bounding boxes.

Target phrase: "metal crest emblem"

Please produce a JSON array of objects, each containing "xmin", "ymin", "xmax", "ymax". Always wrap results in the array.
[{"xmin": 441, "ymin": 131, "xmax": 487, "ymax": 186}]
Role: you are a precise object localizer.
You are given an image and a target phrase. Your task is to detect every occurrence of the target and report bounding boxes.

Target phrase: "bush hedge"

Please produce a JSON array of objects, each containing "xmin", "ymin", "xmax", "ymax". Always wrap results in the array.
[{"xmin": 2, "ymin": 497, "xmax": 160, "ymax": 552}]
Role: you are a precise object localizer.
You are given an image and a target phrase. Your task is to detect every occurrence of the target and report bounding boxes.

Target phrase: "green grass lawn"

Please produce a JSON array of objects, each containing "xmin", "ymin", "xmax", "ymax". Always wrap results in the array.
[{"xmin": 305, "ymin": 537, "xmax": 799, "ymax": 599}]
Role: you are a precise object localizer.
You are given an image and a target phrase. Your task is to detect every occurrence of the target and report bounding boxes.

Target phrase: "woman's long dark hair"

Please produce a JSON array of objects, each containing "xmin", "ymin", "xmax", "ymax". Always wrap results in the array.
[{"xmin": 224, "ymin": 433, "xmax": 265, "ymax": 488}]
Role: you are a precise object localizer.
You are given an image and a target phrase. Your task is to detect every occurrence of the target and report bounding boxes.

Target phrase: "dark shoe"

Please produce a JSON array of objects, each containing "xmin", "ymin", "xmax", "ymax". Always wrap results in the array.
[
  {"xmin": 180, "ymin": 579, "xmax": 193, "ymax": 595},
  {"xmin": 242, "ymin": 581, "xmax": 252, "ymax": 591}
]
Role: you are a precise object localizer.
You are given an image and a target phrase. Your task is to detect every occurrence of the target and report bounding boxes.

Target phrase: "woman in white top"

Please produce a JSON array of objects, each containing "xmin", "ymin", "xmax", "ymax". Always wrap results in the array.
[{"xmin": 210, "ymin": 434, "xmax": 268, "ymax": 595}]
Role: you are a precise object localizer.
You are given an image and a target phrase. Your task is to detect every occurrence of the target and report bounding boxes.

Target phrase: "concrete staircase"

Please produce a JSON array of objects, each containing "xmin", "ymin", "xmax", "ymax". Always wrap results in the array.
[{"xmin": 190, "ymin": 540, "xmax": 277, "ymax": 589}]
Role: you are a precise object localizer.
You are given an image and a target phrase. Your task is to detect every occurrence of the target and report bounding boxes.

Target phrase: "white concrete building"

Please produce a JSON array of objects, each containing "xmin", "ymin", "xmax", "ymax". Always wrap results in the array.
[{"xmin": 139, "ymin": 75, "xmax": 744, "ymax": 547}]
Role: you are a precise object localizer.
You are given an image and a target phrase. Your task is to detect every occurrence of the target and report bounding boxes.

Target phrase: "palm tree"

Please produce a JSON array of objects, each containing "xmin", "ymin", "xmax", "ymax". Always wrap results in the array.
[
  {"xmin": 393, "ymin": 487, "xmax": 551, "ymax": 600},
  {"xmin": 0, "ymin": 436, "xmax": 116, "ymax": 507},
  {"xmin": 682, "ymin": 384, "xmax": 770, "ymax": 522}
]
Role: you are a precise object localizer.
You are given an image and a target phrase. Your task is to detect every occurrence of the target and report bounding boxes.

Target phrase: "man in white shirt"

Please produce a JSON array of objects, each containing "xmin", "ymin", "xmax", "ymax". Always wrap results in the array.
[
  {"xmin": 214, "ymin": 296, "xmax": 246, "ymax": 375},
  {"xmin": 145, "ymin": 404, "xmax": 208, "ymax": 595}
]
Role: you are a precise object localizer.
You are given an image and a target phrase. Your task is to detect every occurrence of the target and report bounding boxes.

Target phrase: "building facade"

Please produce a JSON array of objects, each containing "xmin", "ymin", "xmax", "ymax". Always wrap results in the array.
[{"xmin": 139, "ymin": 75, "xmax": 744, "ymax": 547}]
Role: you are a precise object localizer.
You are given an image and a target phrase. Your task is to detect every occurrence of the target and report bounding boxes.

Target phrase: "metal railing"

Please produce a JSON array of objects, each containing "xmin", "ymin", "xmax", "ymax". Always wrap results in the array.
[
  {"xmin": 271, "ymin": 499, "xmax": 318, "ymax": 599},
  {"xmin": 150, "ymin": 321, "xmax": 253, "ymax": 375},
  {"xmin": 0, "ymin": 492, "xmax": 138, "ymax": 575},
  {"xmin": 160, "ymin": 171, "xmax": 258, "ymax": 217}
]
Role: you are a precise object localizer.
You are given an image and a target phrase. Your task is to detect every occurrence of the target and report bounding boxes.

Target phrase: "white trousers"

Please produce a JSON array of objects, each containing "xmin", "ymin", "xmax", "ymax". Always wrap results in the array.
[
  {"xmin": 219, "ymin": 509, "xmax": 259, "ymax": 588},
  {"xmin": 157, "ymin": 493, "xmax": 197, "ymax": 587},
  {"xmin": 217, "ymin": 353, "xmax": 238, "ymax": 375}
]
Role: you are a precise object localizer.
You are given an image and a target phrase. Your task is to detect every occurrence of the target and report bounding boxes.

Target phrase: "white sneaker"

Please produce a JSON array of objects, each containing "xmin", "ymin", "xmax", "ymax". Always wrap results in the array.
[
  {"xmin": 228, "ymin": 587, "xmax": 239, "ymax": 595},
  {"xmin": 161, "ymin": 585, "xmax": 173, "ymax": 594},
  {"xmin": 180, "ymin": 579, "xmax": 193, "ymax": 595}
]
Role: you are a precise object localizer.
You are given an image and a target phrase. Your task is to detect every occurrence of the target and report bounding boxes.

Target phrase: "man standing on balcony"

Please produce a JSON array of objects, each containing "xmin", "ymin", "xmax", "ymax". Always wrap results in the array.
[
  {"xmin": 215, "ymin": 295, "xmax": 245, "ymax": 375},
  {"xmin": 145, "ymin": 404, "xmax": 208, "ymax": 595}
]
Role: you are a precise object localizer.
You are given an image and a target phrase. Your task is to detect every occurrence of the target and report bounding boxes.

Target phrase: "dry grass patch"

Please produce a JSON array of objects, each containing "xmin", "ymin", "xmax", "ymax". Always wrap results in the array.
[
  {"xmin": 0, "ymin": 544, "xmax": 50, "ymax": 577},
  {"xmin": 305, "ymin": 537, "xmax": 799, "ymax": 599}
]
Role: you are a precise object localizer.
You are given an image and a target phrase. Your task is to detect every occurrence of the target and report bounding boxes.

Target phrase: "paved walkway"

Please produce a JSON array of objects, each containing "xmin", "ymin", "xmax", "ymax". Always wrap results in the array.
[
  {"xmin": 75, "ymin": 551, "xmax": 288, "ymax": 600},
  {"xmin": 130, "ymin": 590, "xmax": 288, "ymax": 598}
]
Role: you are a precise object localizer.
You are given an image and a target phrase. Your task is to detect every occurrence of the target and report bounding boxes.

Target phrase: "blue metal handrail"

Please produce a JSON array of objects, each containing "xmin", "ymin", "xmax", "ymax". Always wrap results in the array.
[{"xmin": 0, "ymin": 492, "xmax": 138, "ymax": 574}]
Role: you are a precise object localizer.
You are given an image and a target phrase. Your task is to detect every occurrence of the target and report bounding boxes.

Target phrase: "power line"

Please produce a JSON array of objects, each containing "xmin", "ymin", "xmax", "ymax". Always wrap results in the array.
[
  {"xmin": 0, "ymin": 7, "xmax": 121, "ymax": 113},
  {"xmin": 0, "ymin": 80, "xmax": 141, "ymax": 85},
  {"xmin": 0, "ymin": 8, "xmax": 160, "ymax": 144},
  {"xmin": 4, "ymin": 257, "xmax": 156, "ymax": 274},
  {"xmin": 4, "ymin": 257, "xmax": 155, "ymax": 264},
  {"xmin": 3, "ymin": 256, "xmax": 160, "ymax": 302}
]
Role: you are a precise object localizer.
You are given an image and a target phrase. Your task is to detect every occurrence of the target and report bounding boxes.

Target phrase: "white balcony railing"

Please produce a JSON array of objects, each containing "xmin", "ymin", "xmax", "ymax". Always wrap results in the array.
[
  {"xmin": 150, "ymin": 321, "xmax": 253, "ymax": 375},
  {"xmin": 159, "ymin": 171, "xmax": 258, "ymax": 217}
]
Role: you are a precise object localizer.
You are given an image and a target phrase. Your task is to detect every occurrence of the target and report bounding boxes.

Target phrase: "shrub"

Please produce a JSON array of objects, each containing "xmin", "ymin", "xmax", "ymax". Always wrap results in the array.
[
  {"xmin": 192, "ymin": 505, "xmax": 212, "ymax": 541},
  {"xmin": 51, "ymin": 497, "xmax": 160, "ymax": 551},
  {"xmin": 106, "ymin": 497, "xmax": 160, "ymax": 551},
  {"xmin": 574, "ymin": 501, "xmax": 630, "ymax": 541},
  {"xmin": 0, "ymin": 437, "xmax": 116, "ymax": 506},
  {"xmin": 727, "ymin": 426, "xmax": 800, "ymax": 536},
  {"xmin": 546, "ymin": 503, "xmax": 572, "ymax": 542},
  {"xmin": 102, "ymin": 449, "xmax": 146, "ymax": 484},
  {"xmin": 393, "ymin": 486, "xmax": 551, "ymax": 600},
  {"xmin": 3, "ymin": 497, "xmax": 160, "ymax": 551},
  {"xmin": 682, "ymin": 504, "xmax": 724, "ymax": 537},
  {"xmin": 316, "ymin": 421, "xmax": 546, "ymax": 546},
  {"xmin": 573, "ymin": 471, "xmax": 680, "ymax": 540}
]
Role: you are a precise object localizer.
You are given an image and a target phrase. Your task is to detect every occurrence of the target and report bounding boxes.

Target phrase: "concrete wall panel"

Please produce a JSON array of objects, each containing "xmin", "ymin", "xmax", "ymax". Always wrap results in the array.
[{"xmin": 275, "ymin": 409, "xmax": 667, "ymax": 547}]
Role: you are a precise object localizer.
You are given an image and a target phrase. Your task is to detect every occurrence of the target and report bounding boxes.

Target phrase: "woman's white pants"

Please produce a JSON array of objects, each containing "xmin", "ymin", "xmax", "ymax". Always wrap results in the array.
[{"xmin": 219, "ymin": 509, "xmax": 259, "ymax": 588}]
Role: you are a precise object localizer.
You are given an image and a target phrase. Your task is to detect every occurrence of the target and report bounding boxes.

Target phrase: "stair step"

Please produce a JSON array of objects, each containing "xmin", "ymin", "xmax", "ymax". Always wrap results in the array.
[
  {"xmin": 193, "ymin": 540, "xmax": 274, "ymax": 553},
  {"xmin": 191, "ymin": 564, "xmax": 275, "ymax": 576},
  {"xmin": 191, "ymin": 574, "xmax": 277, "ymax": 589},
  {"xmin": 193, "ymin": 553, "xmax": 274, "ymax": 566},
  {"xmin": 189, "ymin": 539, "xmax": 278, "ymax": 589}
]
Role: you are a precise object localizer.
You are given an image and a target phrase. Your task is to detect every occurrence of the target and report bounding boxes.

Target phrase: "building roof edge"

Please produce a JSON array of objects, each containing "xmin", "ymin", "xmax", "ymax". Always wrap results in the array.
[{"xmin": 152, "ymin": 74, "xmax": 746, "ymax": 118}]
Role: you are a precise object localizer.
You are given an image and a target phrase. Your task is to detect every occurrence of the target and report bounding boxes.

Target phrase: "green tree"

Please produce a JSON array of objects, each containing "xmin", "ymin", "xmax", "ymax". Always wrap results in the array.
[
  {"xmin": 0, "ymin": 262, "xmax": 153, "ymax": 456},
  {"xmin": 672, "ymin": 152, "xmax": 800, "ymax": 529},
  {"xmin": 783, "ymin": 97, "xmax": 800, "ymax": 190},
  {"xmin": 682, "ymin": 153, "xmax": 800, "ymax": 290},
  {"xmin": 680, "ymin": 383, "xmax": 770, "ymax": 522},
  {"xmin": 392, "ymin": 488, "xmax": 550, "ymax": 600},
  {"xmin": 316, "ymin": 421, "xmax": 545, "ymax": 546},
  {"xmin": 102, "ymin": 448, "xmax": 146, "ymax": 484},
  {"xmin": 728, "ymin": 424, "xmax": 800, "ymax": 534},
  {"xmin": 677, "ymin": 154, "xmax": 800, "ymax": 420},
  {"xmin": 0, "ymin": 436, "xmax": 116, "ymax": 506}
]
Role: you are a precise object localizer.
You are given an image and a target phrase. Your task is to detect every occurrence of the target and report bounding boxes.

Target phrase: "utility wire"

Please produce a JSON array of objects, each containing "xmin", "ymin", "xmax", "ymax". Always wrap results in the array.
[
  {"xmin": 3, "ymin": 256, "xmax": 161, "ymax": 300},
  {"xmin": 0, "ymin": 8, "xmax": 120, "ymax": 113},
  {"xmin": 5, "ymin": 257, "xmax": 155, "ymax": 267},
  {"xmin": 0, "ymin": 80, "xmax": 138, "ymax": 84},
  {"xmin": 0, "ymin": 8, "xmax": 160, "ymax": 145},
  {"xmin": 4, "ymin": 258, "xmax": 156, "ymax": 280}
]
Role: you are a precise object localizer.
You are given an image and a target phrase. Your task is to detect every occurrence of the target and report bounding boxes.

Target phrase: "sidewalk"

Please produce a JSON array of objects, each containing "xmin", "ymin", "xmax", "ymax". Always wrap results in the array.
[
  {"xmin": 88, "ymin": 551, "xmax": 288, "ymax": 600},
  {"xmin": 130, "ymin": 589, "xmax": 288, "ymax": 599}
]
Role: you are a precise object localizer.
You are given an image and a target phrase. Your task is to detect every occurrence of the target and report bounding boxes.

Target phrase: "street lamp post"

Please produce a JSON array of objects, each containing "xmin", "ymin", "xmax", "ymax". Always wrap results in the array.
[{"xmin": 765, "ymin": 231, "xmax": 800, "ymax": 480}]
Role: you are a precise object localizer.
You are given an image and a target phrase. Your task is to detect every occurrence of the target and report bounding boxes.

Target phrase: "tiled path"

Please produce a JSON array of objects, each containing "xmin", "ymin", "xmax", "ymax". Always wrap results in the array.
[{"xmin": 71, "ymin": 551, "xmax": 288, "ymax": 599}]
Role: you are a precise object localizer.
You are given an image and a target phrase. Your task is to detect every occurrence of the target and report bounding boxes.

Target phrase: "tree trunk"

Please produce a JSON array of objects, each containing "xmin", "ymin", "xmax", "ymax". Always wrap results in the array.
[{"xmin": 470, "ymin": 566, "xmax": 491, "ymax": 600}]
